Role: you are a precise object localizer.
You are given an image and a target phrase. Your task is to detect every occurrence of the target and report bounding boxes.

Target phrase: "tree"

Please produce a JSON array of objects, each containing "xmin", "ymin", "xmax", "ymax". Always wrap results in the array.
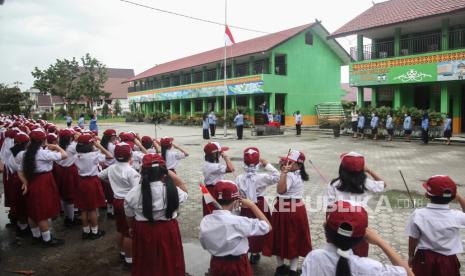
[
  {"xmin": 78, "ymin": 53, "xmax": 110, "ymax": 112},
  {"xmin": 0, "ymin": 84, "xmax": 29, "ymax": 115},
  {"xmin": 114, "ymin": 99, "xmax": 122, "ymax": 116},
  {"xmin": 102, "ymin": 102, "xmax": 109, "ymax": 118}
]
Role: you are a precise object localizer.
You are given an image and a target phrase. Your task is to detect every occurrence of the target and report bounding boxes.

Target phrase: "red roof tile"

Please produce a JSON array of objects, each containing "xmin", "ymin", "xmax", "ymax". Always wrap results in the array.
[
  {"xmin": 331, "ymin": 0, "xmax": 465, "ymax": 38},
  {"xmin": 104, "ymin": 68, "xmax": 134, "ymax": 99},
  {"xmin": 127, "ymin": 23, "xmax": 316, "ymax": 82},
  {"xmin": 37, "ymin": 95, "xmax": 52, "ymax": 107}
]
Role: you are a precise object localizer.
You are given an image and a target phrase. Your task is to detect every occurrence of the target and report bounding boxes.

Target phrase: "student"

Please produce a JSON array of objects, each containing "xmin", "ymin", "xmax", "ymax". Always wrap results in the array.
[
  {"xmin": 302, "ymin": 200, "xmax": 413, "ymax": 276},
  {"xmin": 236, "ymin": 147, "xmax": 279, "ymax": 264},
  {"xmin": 159, "ymin": 137, "xmax": 189, "ymax": 173},
  {"xmin": 234, "ymin": 109, "xmax": 244, "ymax": 140},
  {"xmin": 141, "ymin": 135, "xmax": 160, "ymax": 154},
  {"xmin": 267, "ymin": 112, "xmax": 274, "ymax": 123},
  {"xmin": 294, "ymin": 111, "xmax": 302, "ymax": 136},
  {"xmin": 386, "ymin": 112, "xmax": 394, "ymax": 141},
  {"xmin": 421, "ymin": 111, "xmax": 429, "ymax": 144},
  {"xmin": 351, "ymin": 108, "xmax": 358, "ymax": 138},
  {"xmin": 202, "ymin": 113, "xmax": 210, "ymax": 140},
  {"xmin": 55, "ymin": 129, "xmax": 80, "ymax": 227},
  {"xmin": 99, "ymin": 143, "xmax": 141, "ymax": 270},
  {"xmin": 443, "ymin": 113, "xmax": 452, "ymax": 145},
  {"xmin": 74, "ymin": 134, "xmax": 113, "ymax": 240},
  {"xmin": 274, "ymin": 111, "xmax": 282, "ymax": 125},
  {"xmin": 119, "ymin": 132, "xmax": 148, "ymax": 172},
  {"xmin": 208, "ymin": 110, "xmax": 217, "ymax": 137},
  {"xmin": 89, "ymin": 114, "xmax": 98, "ymax": 135},
  {"xmin": 263, "ymin": 150, "xmax": 312, "ymax": 276},
  {"xmin": 370, "ymin": 112, "xmax": 379, "ymax": 140},
  {"xmin": 125, "ymin": 153, "xmax": 188, "ymax": 276},
  {"xmin": 101, "ymin": 129, "xmax": 118, "ymax": 218},
  {"xmin": 18, "ymin": 129, "xmax": 68, "ymax": 246},
  {"xmin": 200, "ymin": 180, "xmax": 271, "ymax": 276},
  {"xmin": 202, "ymin": 142, "xmax": 234, "ymax": 216},
  {"xmin": 326, "ymin": 152, "xmax": 386, "ymax": 257},
  {"xmin": 403, "ymin": 112, "xmax": 412, "ymax": 142},
  {"xmin": 406, "ymin": 175, "xmax": 465, "ymax": 276},
  {"xmin": 1, "ymin": 127, "xmax": 19, "ymax": 226},
  {"xmin": 78, "ymin": 114, "xmax": 85, "ymax": 129},
  {"xmin": 46, "ymin": 133, "xmax": 58, "ymax": 145},
  {"xmin": 357, "ymin": 112, "xmax": 365, "ymax": 139},
  {"xmin": 65, "ymin": 114, "xmax": 72, "ymax": 127}
]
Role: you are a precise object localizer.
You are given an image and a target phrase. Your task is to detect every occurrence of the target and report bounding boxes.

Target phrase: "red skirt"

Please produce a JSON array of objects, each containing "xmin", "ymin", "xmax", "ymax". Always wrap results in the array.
[
  {"xmin": 263, "ymin": 198, "xmax": 312, "ymax": 259},
  {"xmin": 3, "ymin": 166, "xmax": 12, "ymax": 207},
  {"xmin": 100, "ymin": 165, "xmax": 114, "ymax": 203},
  {"xmin": 352, "ymin": 240, "xmax": 369, "ymax": 257},
  {"xmin": 240, "ymin": 196, "xmax": 272, "ymax": 253},
  {"xmin": 113, "ymin": 198, "xmax": 129, "ymax": 237},
  {"xmin": 26, "ymin": 172, "xmax": 61, "ymax": 222},
  {"xmin": 210, "ymin": 254, "xmax": 252, "ymax": 276},
  {"xmin": 202, "ymin": 185, "xmax": 216, "ymax": 216},
  {"xmin": 132, "ymin": 220, "xmax": 185, "ymax": 276},
  {"xmin": 9, "ymin": 172, "xmax": 28, "ymax": 220},
  {"xmin": 412, "ymin": 249, "xmax": 460, "ymax": 276},
  {"xmin": 75, "ymin": 176, "xmax": 105, "ymax": 210},
  {"xmin": 54, "ymin": 164, "xmax": 79, "ymax": 202}
]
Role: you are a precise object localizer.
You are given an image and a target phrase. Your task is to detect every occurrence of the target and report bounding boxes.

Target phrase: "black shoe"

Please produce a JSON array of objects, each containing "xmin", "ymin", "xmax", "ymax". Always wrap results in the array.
[
  {"xmin": 89, "ymin": 230, "xmax": 106, "ymax": 240},
  {"xmin": 122, "ymin": 261, "xmax": 132, "ymax": 271},
  {"xmin": 119, "ymin": 254, "xmax": 125, "ymax": 263},
  {"xmin": 16, "ymin": 226, "xmax": 31, "ymax": 237},
  {"xmin": 289, "ymin": 270, "xmax": 301, "ymax": 276},
  {"xmin": 249, "ymin": 253, "xmax": 261, "ymax": 265},
  {"xmin": 274, "ymin": 265, "xmax": 290, "ymax": 276},
  {"xmin": 82, "ymin": 232, "xmax": 91, "ymax": 240},
  {"xmin": 106, "ymin": 213, "xmax": 115, "ymax": 219},
  {"xmin": 64, "ymin": 218, "xmax": 80, "ymax": 228},
  {"xmin": 42, "ymin": 237, "xmax": 64, "ymax": 248},
  {"xmin": 32, "ymin": 236, "xmax": 42, "ymax": 245}
]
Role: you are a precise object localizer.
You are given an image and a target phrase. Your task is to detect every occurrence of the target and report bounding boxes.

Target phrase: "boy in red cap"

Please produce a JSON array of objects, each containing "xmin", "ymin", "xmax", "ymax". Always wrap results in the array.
[
  {"xmin": 159, "ymin": 137, "xmax": 189, "ymax": 173},
  {"xmin": 406, "ymin": 175, "xmax": 465, "ymax": 276},
  {"xmin": 141, "ymin": 135, "xmax": 160, "ymax": 154},
  {"xmin": 200, "ymin": 180, "xmax": 272, "ymax": 276},
  {"xmin": 302, "ymin": 201, "xmax": 412, "ymax": 276},
  {"xmin": 98, "ymin": 142, "xmax": 141, "ymax": 270},
  {"xmin": 202, "ymin": 142, "xmax": 234, "ymax": 215},
  {"xmin": 326, "ymin": 151, "xmax": 387, "ymax": 257},
  {"xmin": 236, "ymin": 147, "xmax": 280, "ymax": 264}
]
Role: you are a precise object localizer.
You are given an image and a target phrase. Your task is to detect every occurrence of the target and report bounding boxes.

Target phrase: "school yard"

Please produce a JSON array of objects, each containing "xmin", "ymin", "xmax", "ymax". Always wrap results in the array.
[{"xmin": 1, "ymin": 123, "xmax": 465, "ymax": 275}]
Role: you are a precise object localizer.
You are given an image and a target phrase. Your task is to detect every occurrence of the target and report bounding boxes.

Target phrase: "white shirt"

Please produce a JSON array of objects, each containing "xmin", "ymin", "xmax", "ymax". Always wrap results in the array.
[
  {"xmin": 0, "ymin": 137, "xmax": 14, "ymax": 163},
  {"xmin": 200, "ymin": 210, "xmax": 270, "ymax": 256},
  {"xmin": 302, "ymin": 243, "xmax": 407, "ymax": 276},
  {"xmin": 124, "ymin": 180, "xmax": 188, "ymax": 221},
  {"xmin": 56, "ymin": 142, "xmax": 77, "ymax": 167},
  {"xmin": 147, "ymin": 148, "xmax": 157, "ymax": 154},
  {"xmin": 235, "ymin": 163, "xmax": 280, "ymax": 202},
  {"xmin": 75, "ymin": 151, "xmax": 106, "ymax": 176},
  {"xmin": 165, "ymin": 149, "xmax": 186, "ymax": 170},
  {"xmin": 131, "ymin": 150, "xmax": 144, "ymax": 171},
  {"xmin": 99, "ymin": 162, "xmax": 141, "ymax": 199},
  {"xmin": 203, "ymin": 162, "xmax": 227, "ymax": 186},
  {"xmin": 17, "ymin": 148, "xmax": 62, "ymax": 173},
  {"xmin": 103, "ymin": 143, "xmax": 116, "ymax": 167},
  {"xmin": 294, "ymin": 114, "xmax": 302, "ymax": 124},
  {"xmin": 267, "ymin": 114, "xmax": 274, "ymax": 122},
  {"xmin": 280, "ymin": 170, "xmax": 304, "ymax": 199},
  {"xmin": 406, "ymin": 203, "xmax": 465, "ymax": 255},
  {"xmin": 351, "ymin": 112, "xmax": 359, "ymax": 122},
  {"xmin": 326, "ymin": 178, "xmax": 385, "ymax": 207},
  {"xmin": 5, "ymin": 152, "xmax": 20, "ymax": 174}
]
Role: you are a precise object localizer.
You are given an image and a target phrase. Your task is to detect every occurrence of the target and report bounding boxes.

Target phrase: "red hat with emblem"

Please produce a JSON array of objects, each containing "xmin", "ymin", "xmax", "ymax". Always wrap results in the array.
[
  {"xmin": 14, "ymin": 132, "xmax": 30, "ymax": 144},
  {"xmin": 213, "ymin": 180, "xmax": 240, "ymax": 201},
  {"xmin": 114, "ymin": 142, "xmax": 132, "ymax": 161},
  {"xmin": 244, "ymin": 147, "xmax": 260, "ymax": 166},
  {"xmin": 160, "ymin": 137, "xmax": 173, "ymax": 147},
  {"xmin": 29, "ymin": 129, "xmax": 47, "ymax": 141},
  {"xmin": 46, "ymin": 133, "xmax": 58, "ymax": 144},
  {"xmin": 422, "ymin": 175, "xmax": 456, "ymax": 198},
  {"xmin": 340, "ymin": 152, "xmax": 365, "ymax": 173},
  {"xmin": 204, "ymin": 142, "xmax": 229, "ymax": 155},
  {"xmin": 280, "ymin": 149, "xmax": 305, "ymax": 164},
  {"xmin": 119, "ymin": 132, "xmax": 136, "ymax": 142},
  {"xmin": 142, "ymin": 153, "xmax": 166, "ymax": 168},
  {"xmin": 326, "ymin": 200, "xmax": 368, "ymax": 238}
]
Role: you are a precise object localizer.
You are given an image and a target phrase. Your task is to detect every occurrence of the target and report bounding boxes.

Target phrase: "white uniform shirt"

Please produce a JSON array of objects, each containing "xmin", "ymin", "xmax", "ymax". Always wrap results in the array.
[
  {"xmin": 326, "ymin": 178, "xmax": 385, "ymax": 207},
  {"xmin": 280, "ymin": 170, "xmax": 304, "ymax": 199},
  {"xmin": 0, "ymin": 137, "xmax": 14, "ymax": 164},
  {"xmin": 56, "ymin": 142, "xmax": 77, "ymax": 167},
  {"xmin": 99, "ymin": 162, "xmax": 141, "ymax": 199},
  {"xmin": 235, "ymin": 163, "xmax": 280, "ymax": 202},
  {"xmin": 17, "ymin": 148, "xmax": 62, "ymax": 173},
  {"xmin": 75, "ymin": 151, "xmax": 106, "ymax": 176},
  {"xmin": 165, "ymin": 149, "xmax": 186, "ymax": 170},
  {"xmin": 199, "ymin": 210, "xmax": 270, "ymax": 256},
  {"xmin": 103, "ymin": 143, "xmax": 116, "ymax": 167},
  {"xmin": 5, "ymin": 153, "xmax": 20, "ymax": 174},
  {"xmin": 202, "ymin": 162, "xmax": 227, "ymax": 186},
  {"xmin": 147, "ymin": 148, "xmax": 157, "ymax": 154},
  {"xmin": 406, "ymin": 203, "xmax": 465, "ymax": 255},
  {"xmin": 124, "ymin": 180, "xmax": 188, "ymax": 221},
  {"xmin": 302, "ymin": 243, "xmax": 407, "ymax": 276},
  {"xmin": 131, "ymin": 150, "xmax": 144, "ymax": 171},
  {"xmin": 294, "ymin": 114, "xmax": 302, "ymax": 124}
]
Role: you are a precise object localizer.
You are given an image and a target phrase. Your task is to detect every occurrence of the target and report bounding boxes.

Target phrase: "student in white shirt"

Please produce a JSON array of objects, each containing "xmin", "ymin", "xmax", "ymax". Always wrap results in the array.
[
  {"xmin": 406, "ymin": 175, "xmax": 465, "ymax": 276},
  {"xmin": 200, "ymin": 180, "xmax": 271, "ymax": 276},
  {"xmin": 18, "ymin": 129, "xmax": 68, "ymax": 247},
  {"xmin": 302, "ymin": 200, "xmax": 412, "ymax": 276},
  {"xmin": 99, "ymin": 142, "xmax": 140, "ymax": 270},
  {"xmin": 202, "ymin": 142, "xmax": 234, "ymax": 216},
  {"xmin": 236, "ymin": 147, "xmax": 279, "ymax": 264},
  {"xmin": 141, "ymin": 135, "xmax": 160, "ymax": 154},
  {"xmin": 1, "ymin": 128, "xmax": 19, "ymax": 226},
  {"xmin": 100, "ymin": 128, "xmax": 118, "ymax": 218},
  {"xmin": 125, "ymin": 153, "xmax": 188, "ymax": 276},
  {"xmin": 74, "ymin": 134, "xmax": 113, "ymax": 240},
  {"xmin": 263, "ymin": 150, "xmax": 312, "ymax": 276},
  {"xmin": 160, "ymin": 137, "xmax": 189, "ymax": 173},
  {"xmin": 326, "ymin": 152, "xmax": 386, "ymax": 257},
  {"xmin": 294, "ymin": 111, "xmax": 302, "ymax": 135},
  {"xmin": 119, "ymin": 131, "xmax": 148, "ymax": 172},
  {"xmin": 351, "ymin": 108, "xmax": 359, "ymax": 138}
]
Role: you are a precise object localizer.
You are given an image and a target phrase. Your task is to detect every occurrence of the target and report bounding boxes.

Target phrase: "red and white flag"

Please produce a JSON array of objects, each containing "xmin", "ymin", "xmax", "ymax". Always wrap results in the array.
[
  {"xmin": 224, "ymin": 25, "xmax": 235, "ymax": 46},
  {"xmin": 199, "ymin": 184, "xmax": 223, "ymax": 211}
]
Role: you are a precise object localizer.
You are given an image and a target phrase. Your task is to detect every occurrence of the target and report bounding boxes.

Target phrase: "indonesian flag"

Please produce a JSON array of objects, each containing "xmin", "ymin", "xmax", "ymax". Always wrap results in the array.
[
  {"xmin": 199, "ymin": 184, "xmax": 223, "ymax": 211},
  {"xmin": 224, "ymin": 25, "xmax": 235, "ymax": 46}
]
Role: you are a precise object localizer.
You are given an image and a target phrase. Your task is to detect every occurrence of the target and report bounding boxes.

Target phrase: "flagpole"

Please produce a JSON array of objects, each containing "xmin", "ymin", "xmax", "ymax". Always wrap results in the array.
[{"xmin": 223, "ymin": 0, "xmax": 228, "ymax": 137}]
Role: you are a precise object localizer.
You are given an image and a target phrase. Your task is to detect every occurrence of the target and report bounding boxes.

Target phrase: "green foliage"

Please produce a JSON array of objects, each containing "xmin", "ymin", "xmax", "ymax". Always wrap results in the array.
[
  {"xmin": 78, "ymin": 53, "xmax": 110, "ymax": 111},
  {"xmin": 114, "ymin": 99, "xmax": 122, "ymax": 116},
  {"xmin": 102, "ymin": 103, "xmax": 109, "ymax": 118},
  {"xmin": 0, "ymin": 84, "xmax": 31, "ymax": 115}
]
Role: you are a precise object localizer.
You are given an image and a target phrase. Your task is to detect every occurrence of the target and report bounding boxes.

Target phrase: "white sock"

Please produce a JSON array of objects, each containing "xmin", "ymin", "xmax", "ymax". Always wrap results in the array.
[
  {"xmin": 125, "ymin": 257, "xmax": 133, "ymax": 264},
  {"xmin": 290, "ymin": 258, "xmax": 298, "ymax": 271},
  {"xmin": 91, "ymin": 226, "xmax": 98, "ymax": 234},
  {"xmin": 276, "ymin": 256, "xmax": 284, "ymax": 267},
  {"xmin": 41, "ymin": 230, "xmax": 51, "ymax": 242},
  {"xmin": 31, "ymin": 227, "xmax": 41, "ymax": 238},
  {"xmin": 82, "ymin": 226, "xmax": 90, "ymax": 233},
  {"xmin": 17, "ymin": 222, "xmax": 28, "ymax": 230},
  {"xmin": 107, "ymin": 204, "xmax": 114, "ymax": 215},
  {"xmin": 65, "ymin": 203, "xmax": 75, "ymax": 220}
]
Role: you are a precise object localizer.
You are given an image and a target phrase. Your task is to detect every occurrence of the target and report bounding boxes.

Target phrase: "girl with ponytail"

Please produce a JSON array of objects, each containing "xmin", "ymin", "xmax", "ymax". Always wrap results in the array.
[
  {"xmin": 124, "ymin": 153, "xmax": 188, "ymax": 276},
  {"xmin": 301, "ymin": 201, "xmax": 413, "ymax": 276},
  {"xmin": 159, "ymin": 137, "xmax": 189, "ymax": 174}
]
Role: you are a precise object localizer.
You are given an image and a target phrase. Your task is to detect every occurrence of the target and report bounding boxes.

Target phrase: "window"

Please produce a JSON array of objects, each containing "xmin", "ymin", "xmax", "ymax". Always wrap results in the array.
[
  {"xmin": 171, "ymin": 75, "xmax": 180, "ymax": 86},
  {"xmin": 193, "ymin": 71, "xmax": 203, "ymax": 83},
  {"xmin": 206, "ymin": 69, "xmax": 217, "ymax": 81},
  {"xmin": 162, "ymin": 77, "xmax": 170, "ymax": 87},
  {"xmin": 182, "ymin": 74, "xmax": 191, "ymax": 84},
  {"xmin": 305, "ymin": 31, "xmax": 313, "ymax": 45},
  {"xmin": 219, "ymin": 65, "xmax": 232, "ymax": 79},
  {"xmin": 235, "ymin": 63, "xmax": 249, "ymax": 77},
  {"xmin": 254, "ymin": 59, "xmax": 269, "ymax": 74},
  {"xmin": 275, "ymin": 55, "xmax": 286, "ymax": 75}
]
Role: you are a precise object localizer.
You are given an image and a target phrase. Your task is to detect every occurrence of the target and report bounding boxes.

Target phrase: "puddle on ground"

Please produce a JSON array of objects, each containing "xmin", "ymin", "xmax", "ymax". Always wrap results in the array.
[{"xmin": 183, "ymin": 242, "xmax": 210, "ymax": 275}]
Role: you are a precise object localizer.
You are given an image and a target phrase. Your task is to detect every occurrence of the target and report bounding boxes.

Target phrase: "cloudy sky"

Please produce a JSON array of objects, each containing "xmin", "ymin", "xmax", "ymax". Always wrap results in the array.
[{"xmin": 0, "ymin": 0, "xmax": 376, "ymax": 90}]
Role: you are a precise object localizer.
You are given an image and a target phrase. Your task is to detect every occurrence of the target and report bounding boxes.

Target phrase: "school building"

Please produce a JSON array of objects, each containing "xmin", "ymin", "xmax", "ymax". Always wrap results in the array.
[
  {"xmin": 330, "ymin": 0, "xmax": 465, "ymax": 134},
  {"xmin": 126, "ymin": 22, "xmax": 350, "ymax": 126}
]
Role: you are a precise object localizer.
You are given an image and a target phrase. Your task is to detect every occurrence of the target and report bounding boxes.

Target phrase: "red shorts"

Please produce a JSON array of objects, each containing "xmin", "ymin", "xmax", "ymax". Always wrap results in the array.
[
  {"xmin": 26, "ymin": 172, "xmax": 61, "ymax": 222},
  {"xmin": 412, "ymin": 249, "xmax": 460, "ymax": 276},
  {"xmin": 75, "ymin": 176, "xmax": 105, "ymax": 210},
  {"xmin": 113, "ymin": 198, "xmax": 129, "ymax": 237},
  {"xmin": 240, "ymin": 196, "xmax": 272, "ymax": 253},
  {"xmin": 210, "ymin": 254, "xmax": 252, "ymax": 276}
]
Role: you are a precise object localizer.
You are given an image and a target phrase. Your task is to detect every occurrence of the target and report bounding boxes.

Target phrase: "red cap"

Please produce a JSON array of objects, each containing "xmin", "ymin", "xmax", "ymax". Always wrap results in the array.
[
  {"xmin": 46, "ymin": 133, "xmax": 58, "ymax": 144},
  {"xmin": 29, "ymin": 129, "xmax": 47, "ymax": 141},
  {"xmin": 18, "ymin": 125, "xmax": 29, "ymax": 133},
  {"xmin": 73, "ymin": 126, "xmax": 83, "ymax": 133},
  {"xmin": 103, "ymin": 129, "xmax": 116, "ymax": 136},
  {"xmin": 141, "ymin": 136, "xmax": 154, "ymax": 145},
  {"xmin": 142, "ymin": 153, "xmax": 166, "ymax": 168},
  {"xmin": 77, "ymin": 134, "xmax": 94, "ymax": 144},
  {"xmin": 12, "ymin": 122, "xmax": 21, "ymax": 128},
  {"xmin": 119, "ymin": 132, "xmax": 136, "ymax": 142},
  {"xmin": 280, "ymin": 149, "xmax": 305, "ymax": 163},
  {"xmin": 14, "ymin": 133, "xmax": 30, "ymax": 144},
  {"xmin": 422, "ymin": 175, "xmax": 456, "ymax": 198},
  {"xmin": 47, "ymin": 125, "xmax": 57, "ymax": 133},
  {"xmin": 114, "ymin": 142, "xmax": 132, "ymax": 161},
  {"xmin": 326, "ymin": 201, "xmax": 368, "ymax": 238},
  {"xmin": 213, "ymin": 180, "xmax": 240, "ymax": 201},
  {"xmin": 244, "ymin": 147, "xmax": 260, "ymax": 166},
  {"xmin": 59, "ymin": 129, "xmax": 74, "ymax": 138},
  {"xmin": 5, "ymin": 129, "xmax": 18, "ymax": 138},
  {"xmin": 204, "ymin": 142, "xmax": 229, "ymax": 155},
  {"xmin": 160, "ymin": 137, "xmax": 173, "ymax": 147},
  {"xmin": 340, "ymin": 152, "xmax": 365, "ymax": 173}
]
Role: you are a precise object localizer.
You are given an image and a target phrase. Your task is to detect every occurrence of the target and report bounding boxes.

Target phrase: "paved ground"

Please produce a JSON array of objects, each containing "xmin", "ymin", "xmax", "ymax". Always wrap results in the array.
[{"xmin": 1, "ymin": 123, "xmax": 465, "ymax": 275}]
